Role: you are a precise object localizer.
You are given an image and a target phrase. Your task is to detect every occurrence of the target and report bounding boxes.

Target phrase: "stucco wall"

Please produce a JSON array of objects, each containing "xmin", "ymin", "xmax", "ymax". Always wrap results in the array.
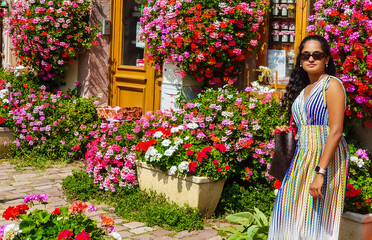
[{"xmin": 78, "ymin": 0, "xmax": 111, "ymax": 104}]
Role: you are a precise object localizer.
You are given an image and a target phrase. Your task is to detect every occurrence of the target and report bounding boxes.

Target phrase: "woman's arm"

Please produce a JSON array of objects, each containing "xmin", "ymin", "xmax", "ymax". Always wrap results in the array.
[{"xmin": 309, "ymin": 77, "xmax": 346, "ymax": 198}]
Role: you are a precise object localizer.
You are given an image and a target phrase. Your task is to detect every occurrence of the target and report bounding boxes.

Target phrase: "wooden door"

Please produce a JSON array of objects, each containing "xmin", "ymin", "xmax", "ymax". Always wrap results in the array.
[{"xmin": 109, "ymin": 0, "xmax": 160, "ymax": 113}]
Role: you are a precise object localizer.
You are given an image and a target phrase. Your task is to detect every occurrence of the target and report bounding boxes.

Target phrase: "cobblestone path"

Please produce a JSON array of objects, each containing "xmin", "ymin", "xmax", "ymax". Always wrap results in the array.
[{"xmin": 0, "ymin": 162, "xmax": 232, "ymax": 240}]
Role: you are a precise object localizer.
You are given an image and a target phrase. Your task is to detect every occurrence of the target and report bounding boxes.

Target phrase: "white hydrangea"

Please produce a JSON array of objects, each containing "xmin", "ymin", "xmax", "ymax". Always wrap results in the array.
[
  {"xmin": 178, "ymin": 161, "xmax": 189, "ymax": 173},
  {"xmin": 162, "ymin": 139, "xmax": 171, "ymax": 147},
  {"xmin": 153, "ymin": 131, "xmax": 163, "ymax": 138},
  {"xmin": 168, "ymin": 166, "xmax": 178, "ymax": 175}
]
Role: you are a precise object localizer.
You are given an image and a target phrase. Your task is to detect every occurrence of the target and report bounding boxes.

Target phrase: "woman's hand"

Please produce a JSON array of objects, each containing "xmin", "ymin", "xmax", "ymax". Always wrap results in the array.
[
  {"xmin": 276, "ymin": 125, "xmax": 291, "ymax": 133},
  {"xmin": 309, "ymin": 174, "xmax": 324, "ymax": 198}
]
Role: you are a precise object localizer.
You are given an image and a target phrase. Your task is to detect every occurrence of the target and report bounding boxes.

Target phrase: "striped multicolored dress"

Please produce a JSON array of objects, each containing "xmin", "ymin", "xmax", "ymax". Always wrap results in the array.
[{"xmin": 268, "ymin": 76, "xmax": 350, "ymax": 240}]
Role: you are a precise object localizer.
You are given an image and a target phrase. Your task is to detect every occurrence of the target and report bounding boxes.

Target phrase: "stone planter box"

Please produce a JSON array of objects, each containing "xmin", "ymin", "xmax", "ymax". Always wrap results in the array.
[
  {"xmin": 0, "ymin": 127, "xmax": 14, "ymax": 158},
  {"xmin": 339, "ymin": 212, "xmax": 372, "ymax": 240},
  {"xmin": 136, "ymin": 161, "xmax": 226, "ymax": 218}
]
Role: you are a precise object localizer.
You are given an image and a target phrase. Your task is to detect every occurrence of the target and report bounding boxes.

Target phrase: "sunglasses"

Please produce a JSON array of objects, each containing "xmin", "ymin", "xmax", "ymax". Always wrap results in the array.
[{"xmin": 300, "ymin": 51, "xmax": 326, "ymax": 61}]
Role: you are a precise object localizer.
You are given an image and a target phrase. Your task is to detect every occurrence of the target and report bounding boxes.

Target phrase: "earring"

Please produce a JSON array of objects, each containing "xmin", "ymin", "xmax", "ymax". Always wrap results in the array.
[
  {"xmin": 300, "ymin": 64, "xmax": 302, "ymax": 68},
  {"xmin": 326, "ymin": 63, "xmax": 328, "ymax": 68}
]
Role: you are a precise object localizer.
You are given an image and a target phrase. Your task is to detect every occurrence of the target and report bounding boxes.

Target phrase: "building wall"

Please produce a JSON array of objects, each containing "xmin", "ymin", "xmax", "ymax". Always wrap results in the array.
[{"xmin": 77, "ymin": 0, "xmax": 111, "ymax": 104}]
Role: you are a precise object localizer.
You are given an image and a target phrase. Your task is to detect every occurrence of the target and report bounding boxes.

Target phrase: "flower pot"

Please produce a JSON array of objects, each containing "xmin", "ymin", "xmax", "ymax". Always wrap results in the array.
[
  {"xmin": 136, "ymin": 161, "xmax": 226, "ymax": 218},
  {"xmin": 339, "ymin": 212, "xmax": 372, "ymax": 240},
  {"xmin": 0, "ymin": 127, "xmax": 14, "ymax": 158}
]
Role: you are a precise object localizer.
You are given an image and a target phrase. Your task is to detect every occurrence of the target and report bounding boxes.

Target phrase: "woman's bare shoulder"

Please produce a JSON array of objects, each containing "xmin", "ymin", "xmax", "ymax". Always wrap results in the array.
[{"xmin": 327, "ymin": 76, "xmax": 344, "ymax": 92}]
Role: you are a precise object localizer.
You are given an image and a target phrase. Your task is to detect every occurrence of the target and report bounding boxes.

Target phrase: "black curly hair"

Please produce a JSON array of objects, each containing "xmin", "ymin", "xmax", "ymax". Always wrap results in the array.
[{"xmin": 282, "ymin": 35, "xmax": 336, "ymax": 114}]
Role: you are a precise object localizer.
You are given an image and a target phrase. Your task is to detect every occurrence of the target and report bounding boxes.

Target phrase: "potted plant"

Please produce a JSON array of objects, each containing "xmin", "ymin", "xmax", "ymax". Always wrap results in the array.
[
  {"xmin": 0, "ymin": 194, "xmax": 121, "ymax": 240},
  {"xmin": 339, "ymin": 144, "xmax": 372, "ymax": 240},
  {"xmin": 0, "ymin": 78, "xmax": 13, "ymax": 158},
  {"xmin": 133, "ymin": 85, "xmax": 287, "ymax": 217}
]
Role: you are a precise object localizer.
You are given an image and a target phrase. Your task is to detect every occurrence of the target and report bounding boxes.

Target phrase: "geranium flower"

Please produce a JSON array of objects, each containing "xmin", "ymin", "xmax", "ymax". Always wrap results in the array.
[
  {"xmin": 68, "ymin": 201, "xmax": 89, "ymax": 215},
  {"xmin": 58, "ymin": 229, "xmax": 74, "ymax": 240},
  {"xmin": 75, "ymin": 230, "xmax": 91, "ymax": 240}
]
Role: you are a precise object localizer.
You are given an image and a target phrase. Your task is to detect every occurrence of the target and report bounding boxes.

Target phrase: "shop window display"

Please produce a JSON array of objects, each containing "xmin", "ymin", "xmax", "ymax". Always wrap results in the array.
[{"xmin": 267, "ymin": 0, "xmax": 296, "ymax": 86}]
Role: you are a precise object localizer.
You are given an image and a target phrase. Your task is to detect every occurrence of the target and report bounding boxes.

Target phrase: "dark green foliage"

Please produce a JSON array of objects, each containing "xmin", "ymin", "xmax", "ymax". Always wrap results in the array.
[
  {"xmin": 216, "ymin": 182, "xmax": 276, "ymax": 216},
  {"xmin": 62, "ymin": 170, "xmax": 204, "ymax": 231}
]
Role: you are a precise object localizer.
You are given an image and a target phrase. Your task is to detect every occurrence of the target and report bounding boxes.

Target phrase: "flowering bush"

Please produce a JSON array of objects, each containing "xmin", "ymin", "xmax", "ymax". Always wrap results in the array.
[
  {"xmin": 0, "ymin": 194, "xmax": 121, "ymax": 240},
  {"xmin": 307, "ymin": 0, "xmax": 372, "ymax": 125},
  {"xmin": 85, "ymin": 120, "xmax": 140, "ymax": 192},
  {"xmin": 140, "ymin": 0, "xmax": 269, "ymax": 85},
  {"xmin": 134, "ymin": 85, "xmax": 287, "ymax": 183},
  {"xmin": 1, "ymin": 71, "xmax": 102, "ymax": 160},
  {"xmin": 0, "ymin": 78, "xmax": 11, "ymax": 128},
  {"xmin": 6, "ymin": 0, "xmax": 101, "ymax": 87},
  {"xmin": 344, "ymin": 143, "xmax": 372, "ymax": 214}
]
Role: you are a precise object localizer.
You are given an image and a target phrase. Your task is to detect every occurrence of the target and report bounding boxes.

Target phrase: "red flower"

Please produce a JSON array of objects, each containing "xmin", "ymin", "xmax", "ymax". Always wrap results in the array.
[
  {"xmin": 217, "ymin": 168, "xmax": 222, "ymax": 172},
  {"xmin": 183, "ymin": 143, "xmax": 192, "ymax": 149},
  {"xmin": 214, "ymin": 144, "xmax": 226, "ymax": 153},
  {"xmin": 186, "ymin": 150, "xmax": 194, "ymax": 156},
  {"xmin": 58, "ymin": 229, "xmax": 74, "ymax": 240},
  {"xmin": 189, "ymin": 161, "xmax": 198, "ymax": 172},
  {"xmin": 52, "ymin": 208, "xmax": 61, "ymax": 215},
  {"xmin": 274, "ymin": 180, "xmax": 282, "ymax": 190},
  {"xmin": 75, "ymin": 230, "xmax": 90, "ymax": 240},
  {"xmin": 2, "ymin": 204, "xmax": 29, "ymax": 220},
  {"xmin": 224, "ymin": 165, "xmax": 230, "ymax": 170}
]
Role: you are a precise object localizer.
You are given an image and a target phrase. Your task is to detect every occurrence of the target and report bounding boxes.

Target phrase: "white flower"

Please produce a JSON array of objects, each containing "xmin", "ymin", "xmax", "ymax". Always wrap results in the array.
[
  {"xmin": 274, "ymin": 189, "xmax": 279, "ymax": 196},
  {"xmin": 168, "ymin": 166, "xmax": 177, "ymax": 175},
  {"xmin": 174, "ymin": 137, "xmax": 183, "ymax": 146},
  {"xmin": 108, "ymin": 231, "xmax": 122, "ymax": 240},
  {"xmin": 164, "ymin": 146, "xmax": 177, "ymax": 157},
  {"xmin": 184, "ymin": 136, "xmax": 190, "ymax": 141},
  {"xmin": 2, "ymin": 98, "xmax": 9, "ymax": 104},
  {"xmin": 145, "ymin": 146, "xmax": 162, "ymax": 162},
  {"xmin": 350, "ymin": 156, "xmax": 358, "ymax": 162},
  {"xmin": 162, "ymin": 139, "xmax": 171, "ymax": 147},
  {"xmin": 187, "ymin": 122, "xmax": 198, "ymax": 129},
  {"xmin": 253, "ymin": 124, "xmax": 261, "ymax": 130},
  {"xmin": 153, "ymin": 131, "xmax": 163, "ymax": 138},
  {"xmin": 227, "ymin": 94, "xmax": 233, "ymax": 99},
  {"xmin": 3, "ymin": 224, "xmax": 22, "ymax": 240},
  {"xmin": 178, "ymin": 161, "xmax": 189, "ymax": 173}
]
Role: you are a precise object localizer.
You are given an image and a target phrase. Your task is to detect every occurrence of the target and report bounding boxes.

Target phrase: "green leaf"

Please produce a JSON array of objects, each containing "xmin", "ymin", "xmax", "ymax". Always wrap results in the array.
[
  {"xmin": 37, "ymin": 211, "xmax": 51, "ymax": 224},
  {"xmin": 19, "ymin": 219, "xmax": 36, "ymax": 233}
]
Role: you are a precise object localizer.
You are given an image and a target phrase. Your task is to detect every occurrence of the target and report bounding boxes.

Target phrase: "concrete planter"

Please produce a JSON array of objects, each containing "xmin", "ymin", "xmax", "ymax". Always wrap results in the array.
[
  {"xmin": 339, "ymin": 212, "xmax": 372, "ymax": 240},
  {"xmin": 0, "ymin": 127, "xmax": 14, "ymax": 158},
  {"xmin": 136, "ymin": 161, "xmax": 226, "ymax": 218}
]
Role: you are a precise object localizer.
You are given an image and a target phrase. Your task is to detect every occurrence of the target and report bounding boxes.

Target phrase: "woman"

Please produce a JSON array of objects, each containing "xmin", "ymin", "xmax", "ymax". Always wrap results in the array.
[{"xmin": 268, "ymin": 35, "xmax": 349, "ymax": 239}]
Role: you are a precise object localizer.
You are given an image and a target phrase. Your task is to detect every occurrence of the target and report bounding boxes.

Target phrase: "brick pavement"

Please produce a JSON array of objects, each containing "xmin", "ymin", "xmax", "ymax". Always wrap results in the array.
[{"xmin": 0, "ymin": 161, "xmax": 231, "ymax": 240}]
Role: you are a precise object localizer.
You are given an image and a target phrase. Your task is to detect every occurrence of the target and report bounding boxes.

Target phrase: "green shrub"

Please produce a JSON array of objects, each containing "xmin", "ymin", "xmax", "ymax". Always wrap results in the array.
[
  {"xmin": 62, "ymin": 170, "xmax": 204, "ymax": 231},
  {"xmin": 216, "ymin": 182, "xmax": 275, "ymax": 216}
]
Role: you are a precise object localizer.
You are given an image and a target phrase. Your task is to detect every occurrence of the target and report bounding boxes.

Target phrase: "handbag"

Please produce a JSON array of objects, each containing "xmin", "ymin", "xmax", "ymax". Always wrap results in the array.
[{"xmin": 269, "ymin": 116, "xmax": 297, "ymax": 181}]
